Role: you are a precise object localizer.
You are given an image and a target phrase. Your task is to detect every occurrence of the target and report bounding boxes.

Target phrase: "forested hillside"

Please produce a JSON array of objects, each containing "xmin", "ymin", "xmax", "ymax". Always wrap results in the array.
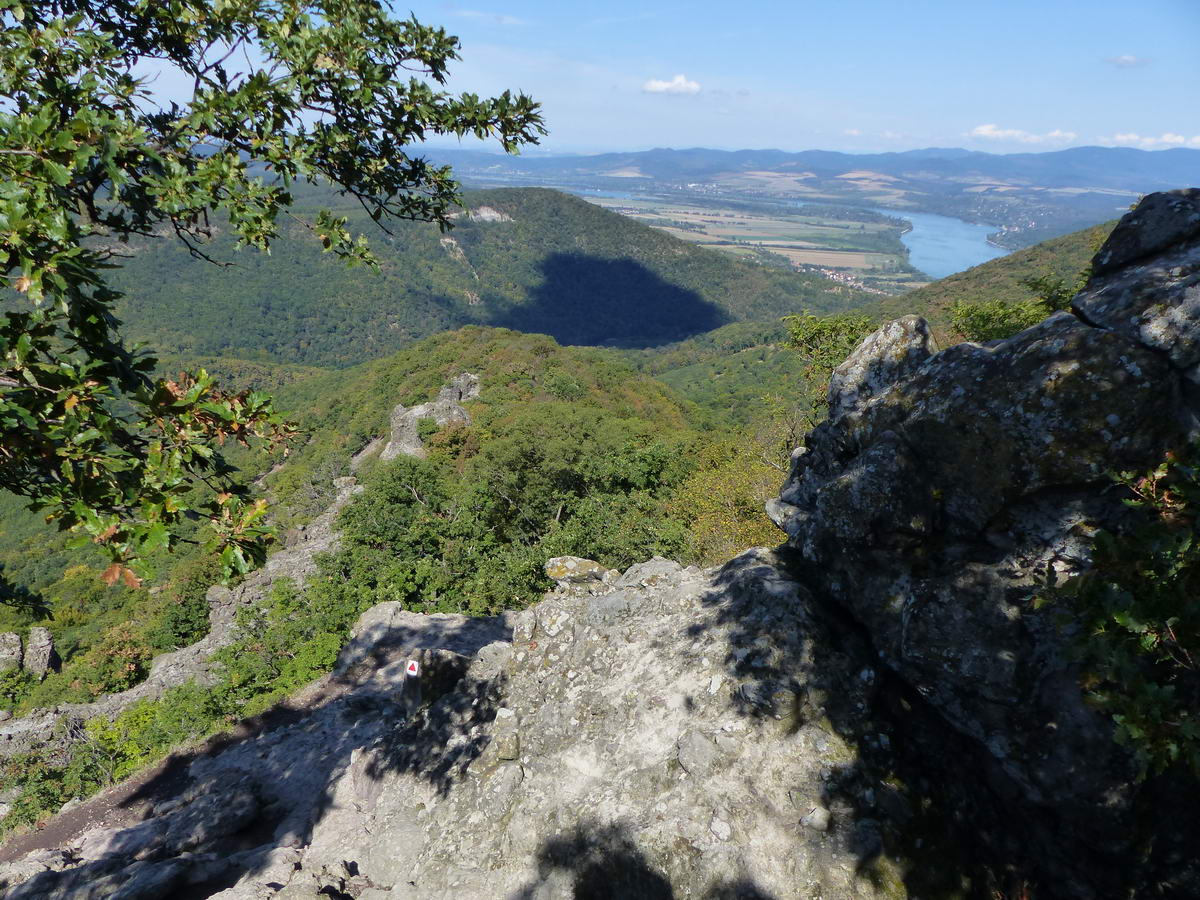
[
  {"xmin": 106, "ymin": 186, "xmax": 869, "ymax": 365},
  {"xmin": 0, "ymin": 328, "xmax": 783, "ymax": 725}
]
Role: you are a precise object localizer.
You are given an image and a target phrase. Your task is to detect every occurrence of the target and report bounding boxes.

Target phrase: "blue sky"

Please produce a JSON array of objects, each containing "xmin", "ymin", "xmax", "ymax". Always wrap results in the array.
[{"xmin": 399, "ymin": 0, "xmax": 1200, "ymax": 154}]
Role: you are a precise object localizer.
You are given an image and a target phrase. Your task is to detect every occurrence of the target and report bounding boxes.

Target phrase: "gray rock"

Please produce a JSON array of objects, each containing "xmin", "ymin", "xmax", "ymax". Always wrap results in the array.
[
  {"xmin": 1090, "ymin": 188, "xmax": 1200, "ymax": 276},
  {"xmin": 800, "ymin": 804, "xmax": 831, "ymax": 832},
  {"xmin": 163, "ymin": 782, "xmax": 259, "ymax": 852},
  {"xmin": 380, "ymin": 373, "xmax": 479, "ymax": 462},
  {"xmin": 676, "ymin": 730, "xmax": 721, "ymax": 776},
  {"xmin": 769, "ymin": 188, "xmax": 1200, "ymax": 897},
  {"xmin": 109, "ymin": 859, "xmax": 189, "ymax": 900},
  {"xmin": 827, "ymin": 314, "xmax": 936, "ymax": 421},
  {"xmin": 22, "ymin": 627, "xmax": 59, "ymax": 679},
  {"xmin": 0, "ymin": 632, "xmax": 21, "ymax": 673},
  {"xmin": 77, "ymin": 817, "xmax": 168, "ymax": 862},
  {"xmin": 543, "ymin": 555, "xmax": 606, "ymax": 585}
]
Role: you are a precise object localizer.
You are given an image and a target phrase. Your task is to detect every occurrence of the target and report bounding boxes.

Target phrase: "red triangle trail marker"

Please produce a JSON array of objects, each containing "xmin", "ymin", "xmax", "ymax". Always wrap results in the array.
[{"xmin": 405, "ymin": 659, "xmax": 420, "ymax": 677}]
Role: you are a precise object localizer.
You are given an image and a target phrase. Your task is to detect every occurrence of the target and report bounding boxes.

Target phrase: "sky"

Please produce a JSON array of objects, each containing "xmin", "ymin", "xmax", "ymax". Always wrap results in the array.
[{"xmin": 393, "ymin": 0, "xmax": 1200, "ymax": 155}]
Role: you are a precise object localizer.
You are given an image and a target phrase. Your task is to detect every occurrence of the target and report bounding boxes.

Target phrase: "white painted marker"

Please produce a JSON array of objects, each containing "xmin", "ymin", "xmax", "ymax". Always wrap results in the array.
[{"xmin": 405, "ymin": 659, "xmax": 420, "ymax": 677}]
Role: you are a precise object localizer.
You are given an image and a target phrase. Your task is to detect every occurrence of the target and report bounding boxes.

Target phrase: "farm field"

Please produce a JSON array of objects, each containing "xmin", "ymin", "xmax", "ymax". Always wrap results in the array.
[{"xmin": 583, "ymin": 195, "xmax": 930, "ymax": 294}]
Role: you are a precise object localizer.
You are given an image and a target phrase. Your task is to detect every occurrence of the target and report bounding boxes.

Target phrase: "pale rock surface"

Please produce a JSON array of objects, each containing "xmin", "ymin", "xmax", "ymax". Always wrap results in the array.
[
  {"xmin": 379, "ymin": 372, "xmax": 480, "ymax": 462},
  {"xmin": 21, "ymin": 627, "xmax": 59, "ymax": 679},
  {"xmin": 0, "ymin": 633, "xmax": 20, "ymax": 673}
]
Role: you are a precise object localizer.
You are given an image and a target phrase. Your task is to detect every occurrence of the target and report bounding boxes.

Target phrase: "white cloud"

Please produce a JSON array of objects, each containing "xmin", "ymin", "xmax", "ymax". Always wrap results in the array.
[
  {"xmin": 1101, "ymin": 131, "xmax": 1200, "ymax": 149},
  {"xmin": 843, "ymin": 128, "xmax": 862, "ymax": 136},
  {"xmin": 968, "ymin": 123, "xmax": 1077, "ymax": 144},
  {"xmin": 642, "ymin": 74, "xmax": 701, "ymax": 95},
  {"xmin": 451, "ymin": 9, "xmax": 527, "ymax": 26},
  {"xmin": 1106, "ymin": 54, "xmax": 1149, "ymax": 68}
]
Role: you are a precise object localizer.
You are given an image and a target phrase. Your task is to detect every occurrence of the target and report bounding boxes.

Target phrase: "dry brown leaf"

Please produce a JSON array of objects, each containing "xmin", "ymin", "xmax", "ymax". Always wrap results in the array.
[{"xmin": 94, "ymin": 522, "xmax": 119, "ymax": 543}]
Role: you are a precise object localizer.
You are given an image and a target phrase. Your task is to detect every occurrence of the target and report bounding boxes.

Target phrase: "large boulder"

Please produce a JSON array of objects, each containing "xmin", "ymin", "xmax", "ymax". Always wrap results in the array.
[
  {"xmin": 21, "ymin": 628, "xmax": 59, "ymax": 680},
  {"xmin": 768, "ymin": 189, "xmax": 1200, "ymax": 897},
  {"xmin": 379, "ymin": 372, "xmax": 480, "ymax": 462}
]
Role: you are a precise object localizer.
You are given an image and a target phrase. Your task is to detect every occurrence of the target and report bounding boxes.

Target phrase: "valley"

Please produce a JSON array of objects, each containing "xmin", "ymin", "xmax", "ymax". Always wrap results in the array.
[
  {"xmin": 432, "ymin": 144, "xmax": 1191, "ymax": 250},
  {"xmin": 579, "ymin": 195, "xmax": 927, "ymax": 294}
]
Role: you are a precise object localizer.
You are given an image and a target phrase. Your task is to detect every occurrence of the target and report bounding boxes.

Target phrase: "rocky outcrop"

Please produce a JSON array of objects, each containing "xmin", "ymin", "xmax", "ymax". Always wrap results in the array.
[
  {"xmin": 377, "ymin": 373, "xmax": 480, "ymax": 462},
  {"xmin": 0, "ymin": 633, "xmax": 20, "ymax": 674},
  {"xmin": 0, "ymin": 476, "xmax": 364, "ymax": 761},
  {"xmin": 20, "ymin": 628, "xmax": 58, "ymax": 680},
  {"xmin": 1, "ymin": 554, "xmax": 907, "ymax": 900},
  {"xmin": 767, "ymin": 189, "xmax": 1200, "ymax": 896}
]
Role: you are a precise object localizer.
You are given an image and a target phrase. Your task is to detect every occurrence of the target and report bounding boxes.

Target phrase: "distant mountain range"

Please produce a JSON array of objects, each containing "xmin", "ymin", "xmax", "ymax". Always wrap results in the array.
[
  {"xmin": 428, "ymin": 145, "xmax": 1199, "ymax": 248},
  {"xmin": 432, "ymin": 145, "xmax": 1199, "ymax": 190}
]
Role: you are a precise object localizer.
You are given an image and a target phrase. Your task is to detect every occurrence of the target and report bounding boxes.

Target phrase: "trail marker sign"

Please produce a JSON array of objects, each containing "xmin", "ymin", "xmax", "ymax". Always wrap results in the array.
[{"xmin": 405, "ymin": 659, "xmax": 420, "ymax": 677}]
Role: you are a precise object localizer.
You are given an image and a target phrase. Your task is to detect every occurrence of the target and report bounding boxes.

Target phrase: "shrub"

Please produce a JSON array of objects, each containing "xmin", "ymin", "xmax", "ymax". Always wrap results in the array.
[{"xmin": 1042, "ymin": 448, "xmax": 1200, "ymax": 777}]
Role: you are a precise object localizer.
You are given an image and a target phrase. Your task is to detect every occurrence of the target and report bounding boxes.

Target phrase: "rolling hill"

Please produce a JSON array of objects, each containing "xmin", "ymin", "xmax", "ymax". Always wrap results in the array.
[{"xmin": 106, "ymin": 186, "xmax": 870, "ymax": 367}]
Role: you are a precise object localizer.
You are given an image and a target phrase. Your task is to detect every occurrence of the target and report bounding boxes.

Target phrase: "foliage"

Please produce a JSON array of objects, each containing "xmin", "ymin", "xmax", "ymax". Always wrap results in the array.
[
  {"xmin": 0, "ymin": 0, "xmax": 543, "ymax": 580},
  {"xmin": 949, "ymin": 298, "xmax": 1048, "ymax": 343},
  {"xmin": 101, "ymin": 186, "xmax": 872, "ymax": 365},
  {"xmin": 669, "ymin": 438, "xmax": 781, "ymax": 565},
  {"xmin": 1042, "ymin": 448, "xmax": 1200, "ymax": 778},
  {"xmin": 782, "ymin": 312, "xmax": 876, "ymax": 372},
  {"xmin": 781, "ymin": 311, "xmax": 876, "ymax": 430},
  {"xmin": 335, "ymin": 401, "xmax": 693, "ymax": 616},
  {"xmin": 949, "ymin": 258, "xmax": 1095, "ymax": 343}
]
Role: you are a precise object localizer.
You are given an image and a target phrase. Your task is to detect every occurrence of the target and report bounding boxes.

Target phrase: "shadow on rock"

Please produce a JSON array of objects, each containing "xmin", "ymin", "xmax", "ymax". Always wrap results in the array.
[
  {"xmin": 0, "ymin": 609, "xmax": 512, "ymax": 899},
  {"xmin": 510, "ymin": 821, "xmax": 779, "ymax": 900}
]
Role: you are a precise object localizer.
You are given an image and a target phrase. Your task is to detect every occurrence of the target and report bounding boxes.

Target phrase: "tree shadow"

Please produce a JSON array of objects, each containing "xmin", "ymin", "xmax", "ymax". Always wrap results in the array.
[
  {"xmin": 491, "ymin": 253, "xmax": 729, "ymax": 347},
  {"xmin": 695, "ymin": 515, "xmax": 1200, "ymax": 900},
  {"xmin": 510, "ymin": 821, "xmax": 779, "ymax": 900},
  {"xmin": 0, "ymin": 564, "xmax": 48, "ymax": 619},
  {"xmin": 0, "ymin": 612, "xmax": 511, "ymax": 899},
  {"xmin": 691, "ymin": 547, "xmax": 1045, "ymax": 899}
]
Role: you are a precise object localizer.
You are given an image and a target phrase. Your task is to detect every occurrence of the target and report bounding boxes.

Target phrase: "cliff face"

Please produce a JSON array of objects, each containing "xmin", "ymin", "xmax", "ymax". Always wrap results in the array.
[{"xmin": 3, "ymin": 191, "xmax": 1200, "ymax": 900}]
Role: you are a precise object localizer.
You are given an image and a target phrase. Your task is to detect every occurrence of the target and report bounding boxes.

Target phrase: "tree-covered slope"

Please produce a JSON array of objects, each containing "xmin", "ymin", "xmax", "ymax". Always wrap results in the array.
[{"xmin": 107, "ymin": 187, "xmax": 869, "ymax": 366}]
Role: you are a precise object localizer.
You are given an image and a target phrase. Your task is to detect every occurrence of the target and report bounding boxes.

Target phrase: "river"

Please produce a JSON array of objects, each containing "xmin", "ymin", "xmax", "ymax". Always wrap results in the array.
[{"xmin": 875, "ymin": 209, "xmax": 1009, "ymax": 280}]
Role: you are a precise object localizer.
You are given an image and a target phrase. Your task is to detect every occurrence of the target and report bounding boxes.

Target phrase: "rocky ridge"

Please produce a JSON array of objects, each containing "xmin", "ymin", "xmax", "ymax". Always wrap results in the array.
[
  {"xmin": 0, "ymin": 373, "xmax": 482, "ymax": 762},
  {"xmin": 2, "ymin": 191, "xmax": 1200, "ymax": 898}
]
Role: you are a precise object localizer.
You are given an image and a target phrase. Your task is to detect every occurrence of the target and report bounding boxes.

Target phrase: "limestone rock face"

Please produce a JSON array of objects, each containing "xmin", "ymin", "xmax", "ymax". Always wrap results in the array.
[
  {"xmin": 826, "ymin": 314, "xmax": 936, "ymax": 422},
  {"xmin": 2, "ymin": 553, "xmax": 904, "ymax": 900},
  {"xmin": 21, "ymin": 627, "xmax": 58, "ymax": 680},
  {"xmin": 0, "ymin": 633, "xmax": 20, "ymax": 674},
  {"xmin": 379, "ymin": 372, "xmax": 480, "ymax": 462},
  {"xmin": 768, "ymin": 189, "xmax": 1200, "ymax": 896}
]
